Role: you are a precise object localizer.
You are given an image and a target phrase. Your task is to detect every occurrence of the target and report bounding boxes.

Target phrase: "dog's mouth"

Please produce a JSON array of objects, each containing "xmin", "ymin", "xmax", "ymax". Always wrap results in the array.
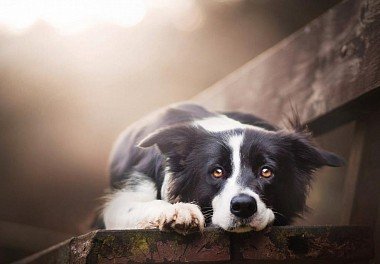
[
  {"xmin": 209, "ymin": 209, "xmax": 275, "ymax": 233},
  {"xmin": 207, "ymin": 217, "xmax": 264, "ymax": 233},
  {"xmin": 224, "ymin": 217, "xmax": 255, "ymax": 233},
  {"xmin": 206, "ymin": 222, "xmax": 253, "ymax": 233}
]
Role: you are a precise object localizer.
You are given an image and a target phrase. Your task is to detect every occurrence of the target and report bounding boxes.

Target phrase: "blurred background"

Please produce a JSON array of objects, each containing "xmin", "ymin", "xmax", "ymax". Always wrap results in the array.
[{"xmin": 0, "ymin": 0, "xmax": 342, "ymax": 262}]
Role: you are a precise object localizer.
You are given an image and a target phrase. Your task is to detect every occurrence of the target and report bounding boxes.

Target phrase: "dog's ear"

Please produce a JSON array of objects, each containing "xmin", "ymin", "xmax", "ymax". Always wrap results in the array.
[
  {"xmin": 317, "ymin": 148, "xmax": 345, "ymax": 167},
  {"xmin": 282, "ymin": 110, "xmax": 345, "ymax": 169},
  {"xmin": 138, "ymin": 124, "xmax": 200, "ymax": 157},
  {"xmin": 286, "ymin": 132, "xmax": 345, "ymax": 170}
]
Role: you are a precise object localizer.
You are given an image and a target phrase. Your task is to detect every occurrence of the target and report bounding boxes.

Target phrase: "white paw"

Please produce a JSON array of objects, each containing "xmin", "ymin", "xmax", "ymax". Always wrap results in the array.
[{"xmin": 140, "ymin": 202, "xmax": 205, "ymax": 234}]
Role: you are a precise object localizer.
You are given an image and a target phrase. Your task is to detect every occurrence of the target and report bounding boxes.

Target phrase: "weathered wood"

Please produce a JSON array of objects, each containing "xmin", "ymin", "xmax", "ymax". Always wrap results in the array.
[
  {"xmin": 16, "ymin": 227, "xmax": 373, "ymax": 263},
  {"xmin": 86, "ymin": 229, "xmax": 230, "ymax": 263},
  {"xmin": 231, "ymin": 226, "xmax": 373, "ymax": 263},
  {"xmin": 344, "ymin": 109, "xmax": 380, "ymax": 264},
  {"xmin": 349, "ymin": 109, "xmax": 380, "ymax": 227},
  {"xmin": 192, "ymin": 0, "xmax": 380, "ymax": 129},
  {"xmin": 307, "ymin": 88, "xmax": 380, "ymax": 136},
  {"xmin": 340, "ymin": 120, "xmax": 367, "ymax": 225}
]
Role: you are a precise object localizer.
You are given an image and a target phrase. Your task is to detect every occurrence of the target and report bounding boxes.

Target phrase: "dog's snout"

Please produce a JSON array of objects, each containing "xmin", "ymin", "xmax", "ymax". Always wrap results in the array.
[{"xmin": 230, "ymin": 194, "xmax": 257, "ymax": 218}]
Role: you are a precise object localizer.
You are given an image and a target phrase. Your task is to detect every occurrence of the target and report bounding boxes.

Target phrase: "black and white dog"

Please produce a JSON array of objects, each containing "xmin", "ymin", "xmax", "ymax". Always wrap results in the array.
[{"xmin": 100, "ymin": 103, "xmax": 343, "ymax": 233}]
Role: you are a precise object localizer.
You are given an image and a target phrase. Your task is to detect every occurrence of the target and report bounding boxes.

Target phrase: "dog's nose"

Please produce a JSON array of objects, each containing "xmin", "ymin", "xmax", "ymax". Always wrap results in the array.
[{"xmin": 230, "ymin": 194, "xmax": 257, "ymax": 218}]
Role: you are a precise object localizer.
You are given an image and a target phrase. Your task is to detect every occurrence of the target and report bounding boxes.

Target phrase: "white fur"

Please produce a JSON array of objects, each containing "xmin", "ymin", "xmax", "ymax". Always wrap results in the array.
[
  {"xmin": 161, "ymin": 165, "xmax": 172, "ymax": 202},
  {"xmin": 103, "ymin": 174, "xmax": 160, "ymax": 229},
  {"xmin": 194, "ymin": 115, "xmax": 268, "ymax": 133},
  {"xmin": 195, "ymin": 115, "xmax": 245, "ymax": 132},
  {"xmin": 211, "ymin": 134, "xmax": 244, "ymax": 230},
  {"xmin": 211, "ymin": 134, "xmax": 275, "ymax": 232},
  {"xmin": 242, "ymin": 189, "xmax": 275, "ymax": 231},
  {"xmin": 103, "ymin": 172, "xmax": 204, "ymax": 231}
]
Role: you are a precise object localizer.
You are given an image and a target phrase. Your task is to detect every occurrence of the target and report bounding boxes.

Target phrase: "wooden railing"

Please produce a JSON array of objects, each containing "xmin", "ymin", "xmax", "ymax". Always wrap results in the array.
[
  {"xmin": 16, "ymin": 227, "xmax": 374, "ymax": 263},
  {"xmin": 192, "ymin": 0, "xmax": 380, "ymax": 131}
]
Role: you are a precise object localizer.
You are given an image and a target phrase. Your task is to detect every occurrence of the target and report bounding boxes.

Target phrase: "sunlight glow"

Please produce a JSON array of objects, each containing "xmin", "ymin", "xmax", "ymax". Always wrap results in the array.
[
  {"xmin": 148, "ymin": 0, "xmax": 204, "ymax": 32},
  {"xmin": 0, "ymin": 1, "xmax": 40, "ymax": 32},
  {"xmin": 0, "ymin": 0, "xmax": 147, "ymax": 34}
]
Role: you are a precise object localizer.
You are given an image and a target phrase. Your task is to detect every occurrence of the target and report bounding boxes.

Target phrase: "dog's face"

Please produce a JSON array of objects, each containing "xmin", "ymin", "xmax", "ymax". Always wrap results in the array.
[{"xmin": 139, "ymin": 116, "xmax": 343, "ymax": 232}]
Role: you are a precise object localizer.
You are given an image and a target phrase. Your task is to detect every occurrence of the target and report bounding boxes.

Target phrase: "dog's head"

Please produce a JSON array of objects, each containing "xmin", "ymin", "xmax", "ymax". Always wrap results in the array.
[{"xmin": 139, "ymin": 115, "xmax": 344, "ymax": 232}]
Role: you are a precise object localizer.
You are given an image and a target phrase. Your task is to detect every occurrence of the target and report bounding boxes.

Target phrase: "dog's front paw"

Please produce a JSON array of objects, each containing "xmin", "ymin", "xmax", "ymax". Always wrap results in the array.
[
  {"xmin": 163, "ymin": 202, "xmax": 205, "ymax": 234},
  {"xmin": 142, "ymin": 202, "xmax": 205, "ymax": 235}
]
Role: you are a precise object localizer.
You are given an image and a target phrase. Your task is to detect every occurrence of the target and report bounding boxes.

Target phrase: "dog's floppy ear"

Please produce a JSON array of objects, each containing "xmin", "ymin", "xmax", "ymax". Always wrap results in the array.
[
  {"xmin": 287, "ymin": 132, "xmax": 345, "ymax": 169},
  {"xmin": 317, "ymin": 148, "xmax": 345, "ymax": 167},
  {"xmin": 282, "ymin": 112, "xmax": 345, "ymax": 169},
  {"xmin": 138, "ymin": 124, "xmax": 200, "ymax": 157}
]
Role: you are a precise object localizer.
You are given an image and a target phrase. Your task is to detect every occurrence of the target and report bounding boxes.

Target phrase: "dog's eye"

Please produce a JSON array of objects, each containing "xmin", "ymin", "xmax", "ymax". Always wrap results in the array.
[
  {"xmin": 260, "ymin": 167, "xmax": 273, "ymax": 178},
  {"xmin": 212, "ymin": 167, "xmax": 224, "ymax": 178}
]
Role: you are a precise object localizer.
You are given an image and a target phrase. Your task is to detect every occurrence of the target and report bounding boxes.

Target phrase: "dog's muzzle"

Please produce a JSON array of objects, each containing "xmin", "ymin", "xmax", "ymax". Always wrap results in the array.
[{"xmin": 230, "ymin": 194, "xmax": 257, "ymax": 218}]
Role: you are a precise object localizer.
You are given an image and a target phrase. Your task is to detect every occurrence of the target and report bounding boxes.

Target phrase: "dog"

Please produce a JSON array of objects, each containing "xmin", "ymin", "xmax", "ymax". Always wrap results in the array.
[{"xmin": 99, "ymin": 103, "xmax": 344, "ymax": 234}]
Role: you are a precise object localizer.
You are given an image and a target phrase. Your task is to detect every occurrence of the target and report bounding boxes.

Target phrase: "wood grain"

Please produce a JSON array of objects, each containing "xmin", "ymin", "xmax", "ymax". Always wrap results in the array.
[
  {"xmin": 340, "ymin": 120, "xmax": 367, "ymax": 225},
  {"xmin": 17, "ymin": 227, "xmax": 374, "ymax": 263},
  {"xmin": 349, "ymin": 109, "xmax": 380, "ymax": 227},
  {"xmin": 192, "ymin": 0, "xmax": 380, "ymax": 128}
]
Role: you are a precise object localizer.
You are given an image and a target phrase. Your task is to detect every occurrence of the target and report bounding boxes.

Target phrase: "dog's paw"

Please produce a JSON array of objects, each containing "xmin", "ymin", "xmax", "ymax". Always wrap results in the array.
[
  {"xmin": 141, "ymin": 202, "xmax": 205, "ymax": 235},
  {"xmin": 162, "ymin": 203, "xmax": 205, "ymax": 234}
]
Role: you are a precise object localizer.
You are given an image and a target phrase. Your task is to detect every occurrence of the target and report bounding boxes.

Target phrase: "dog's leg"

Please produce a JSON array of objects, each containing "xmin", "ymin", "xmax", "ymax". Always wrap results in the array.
[{"xmin": 103, "ymin": 174, "xmax": 204, "ymax": 234}]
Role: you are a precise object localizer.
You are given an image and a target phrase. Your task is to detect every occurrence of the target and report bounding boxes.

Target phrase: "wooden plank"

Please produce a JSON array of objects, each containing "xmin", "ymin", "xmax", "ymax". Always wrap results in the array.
[
  {"xmin": 192, "ymin": 0, "xmax": 380, "ymax": 127},
  {"xmin": 340, "ymin": 120, "xmax": 367, "ymax": 225},
  {"xmin": 86, "ymin": 229, "xmax": 230, "ymax": 263},
  {"xmin": 347, "ymin": 109, "xmax": 380, "ymax": 264},
  {"xmin": 16, "ymin": 227, "xmax": 373, "ymax": 263},
  {"xmin": 349, "ymin": 109, "xmax": 380, "ymax": 227},
  {"xmin": 307, "ymin": 88, "xmax": 380, "ymax": 136},
  {"xmin": 231, "ymin": 226, "xmax": 373, "ymax": 263}
]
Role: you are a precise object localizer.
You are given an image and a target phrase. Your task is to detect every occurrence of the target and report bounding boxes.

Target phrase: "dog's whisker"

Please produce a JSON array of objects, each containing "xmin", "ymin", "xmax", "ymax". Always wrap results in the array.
[{"xmin": 273, "ymin": 211, "xmax": 286, "ymax": 218}]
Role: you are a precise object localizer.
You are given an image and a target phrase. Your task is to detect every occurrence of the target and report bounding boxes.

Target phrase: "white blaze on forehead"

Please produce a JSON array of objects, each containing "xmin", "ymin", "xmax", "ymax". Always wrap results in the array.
[
  {"xmin": 229, "ymin": 134, "xmax": 244, "ymax": 180},
  {"xmin": 211, "ymin": 133, "xmax": 244, "ymax": 230},
  {"xmin": 194, "ymin": 115, "xmax": 268, "ymax": 133},
  {"xmin": 195, "ymin": 115, "xmax": 245, "ymax": 132}
]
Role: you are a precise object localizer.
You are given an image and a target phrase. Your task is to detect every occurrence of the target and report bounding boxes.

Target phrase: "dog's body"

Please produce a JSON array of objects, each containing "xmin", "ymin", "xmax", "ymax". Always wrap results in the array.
[{"xmin": 101, "ymin": 103, "xmax": 343, "ymax": 233}]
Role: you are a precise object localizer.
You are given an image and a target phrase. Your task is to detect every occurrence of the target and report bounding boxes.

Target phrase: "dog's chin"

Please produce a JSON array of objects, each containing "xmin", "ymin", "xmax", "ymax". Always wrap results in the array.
[
  {"xmin": 221, "ymin": 221, "xmax": 273, "ymax": 233},
  {"xmin": 212, "ymin": 210, "xmax": 275, "ymax": 233}
]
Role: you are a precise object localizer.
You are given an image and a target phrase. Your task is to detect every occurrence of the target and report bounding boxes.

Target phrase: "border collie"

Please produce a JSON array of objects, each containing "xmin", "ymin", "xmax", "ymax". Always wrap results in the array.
[{"xmin": 100, "ymin": 103, "xmax": 343, "ymax": 234}]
